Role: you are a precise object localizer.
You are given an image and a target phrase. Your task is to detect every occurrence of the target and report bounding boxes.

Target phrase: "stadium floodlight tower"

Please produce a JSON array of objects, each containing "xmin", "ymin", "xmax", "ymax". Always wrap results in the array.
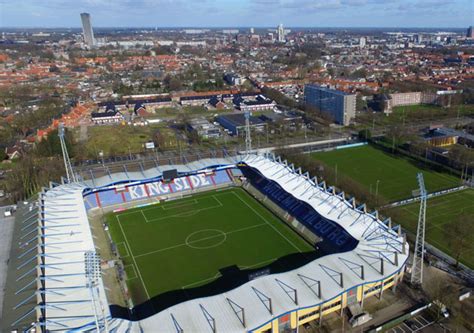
[
  {"xmin": 244, "ymin": 111, "xmax": 252, "ymax": 154},
  {"xmin": 411, "ymin": 172, "xmax": 427, "ymax": 286},
  {"xmin": 58, "ymin": 122, "xmax": 77, "ymax": 183},
  {"xmin": 85, "ymin": 250, "xmax": 109, "ymax": 332}
]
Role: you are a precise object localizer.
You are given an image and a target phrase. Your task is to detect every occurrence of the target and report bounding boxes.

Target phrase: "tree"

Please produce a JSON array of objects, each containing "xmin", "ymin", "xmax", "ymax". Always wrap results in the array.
[
  {"xmin": 385, "ymin": 124, "xmax": 413, "ymax": 149},
  {"xmin": 4, "ymin": 155, "xmax": 65, "ymax": 202},
  {"xmin": 424, "ymin": 274, "xmax": 457, "ymax": 320},
  {"xmin": 356, "ymin": 95, "xmax": 367, "ymax": 111},
  {"xmin": 449, "ymin": 145, "xmax": 474, "ymax": 174},
  {"xmin": 163, "ymin": 75, "xmax": 182, "ymax": 92},
  {"xmin": 444, "ymin": 213, "xmax": 473, "ymax": 267},
  {"xmin": 35, "ymin": 129, "xmax": 74, "ymax": 157},
  {"xmin": 187, "ymin": 129, "xmax": 201, "ymax": 145},
  {"xmin": 261, "ymin": 87, "xmax": 298, "ymax": 109},
  {"xmin": 349, "ymin": 68, "xmax": 367, "ymax": 79},
  {"xmin": 49, "ymin": 65, "xmax": 60, "ymax": 73},
  {"xmin": 358, "ymin": 129, "xmax": 371, "ymax": 140},
  {"xmin": 0, "ymin": 121, "xmax": 15, "ymax": 147}
]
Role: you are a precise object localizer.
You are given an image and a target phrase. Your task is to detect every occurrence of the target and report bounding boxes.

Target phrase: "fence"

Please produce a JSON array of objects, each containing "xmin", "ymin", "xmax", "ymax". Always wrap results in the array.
[
  {"xmin": 370, "ymin": 139, "xmax": 467, "ymax": 178},
  {"xmin": 366, "ymin": 303, "xmax": 432, "ymax": 333},
  {"xmin": 382, "ymin": 185, "xmax": 468, "ymax": 209}
]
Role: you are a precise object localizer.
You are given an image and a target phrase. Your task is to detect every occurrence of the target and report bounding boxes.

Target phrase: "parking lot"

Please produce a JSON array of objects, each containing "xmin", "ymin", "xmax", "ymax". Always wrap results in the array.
[{"xmin": 388, "ymin": 313, "xmax": 436, "ymax": 333}]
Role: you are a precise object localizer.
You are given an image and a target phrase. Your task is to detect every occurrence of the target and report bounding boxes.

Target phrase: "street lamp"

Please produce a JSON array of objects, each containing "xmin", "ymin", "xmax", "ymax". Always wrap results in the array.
[{"xmin": 375, "ymin": 180, "xmax": 380, "ymax": 204}]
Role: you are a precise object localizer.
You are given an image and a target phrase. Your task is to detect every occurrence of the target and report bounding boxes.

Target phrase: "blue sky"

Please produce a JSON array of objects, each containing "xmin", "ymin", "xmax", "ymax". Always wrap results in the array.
[{"xmin": 0, "ymin": 0, "xmax": 473, "ymax": 28}]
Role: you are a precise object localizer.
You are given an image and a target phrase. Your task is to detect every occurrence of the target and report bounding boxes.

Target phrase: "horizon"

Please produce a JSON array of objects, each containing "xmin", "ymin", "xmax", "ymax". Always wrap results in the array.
[
  {"xmin": 1, "ymin": 0, "xmax": 473, "ymax": 29},
  {"xmin": 0, "ymin": 26, "xmax": 470, "ymax": 30}
]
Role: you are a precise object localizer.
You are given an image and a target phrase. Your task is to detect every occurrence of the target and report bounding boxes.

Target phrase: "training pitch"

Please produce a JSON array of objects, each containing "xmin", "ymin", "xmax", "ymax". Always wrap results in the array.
[
  {"xmin": 107, "ymin": 187, "xmax": 313, "ymax": 305},
  {"xmin": 388, "ymin": 189, "xmax": 474, "ymax": 269},
  {"xmin": 311, "ymin": 145, "xmax": 460, "ymax": 202}
]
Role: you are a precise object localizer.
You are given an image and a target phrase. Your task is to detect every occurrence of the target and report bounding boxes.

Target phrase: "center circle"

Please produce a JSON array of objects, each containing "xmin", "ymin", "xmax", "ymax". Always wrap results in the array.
[{"xmin": 185, "ymin": 229, "xmax": 227, "ymax": 249}]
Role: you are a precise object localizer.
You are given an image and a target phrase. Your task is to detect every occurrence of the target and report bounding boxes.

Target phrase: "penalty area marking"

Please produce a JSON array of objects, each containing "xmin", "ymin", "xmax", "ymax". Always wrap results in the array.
[
  {"xmin": 116, "ymin": 242, "xmax": 130, "ymax": 258},
  {"xmin": 143, "ymin": 195, "xmax": 224, "ymax": 223},
  {"xmin": 124, "ymin": 264, "xmax": 138, "ymax": 280},
  {"xmin": 185, "ymin": 229, "xmax": 227, "ymax": 250},
  {"xmin": 116, "ymin": 215, "xmax": 151, "ymax": 300},
  {"xmin": 161, "ymin": 199, "xmax": 198, "ymax": 210}
]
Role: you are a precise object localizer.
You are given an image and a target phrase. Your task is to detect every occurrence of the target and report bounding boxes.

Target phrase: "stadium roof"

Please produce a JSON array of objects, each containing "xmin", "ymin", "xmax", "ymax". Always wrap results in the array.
[
  {"xmin": 78, "ymin": 157, "xmax": 237, "ymax": 189},
  {"xmin": 12, "ymin": 154, "xmax": 408, "ymax": 332}
]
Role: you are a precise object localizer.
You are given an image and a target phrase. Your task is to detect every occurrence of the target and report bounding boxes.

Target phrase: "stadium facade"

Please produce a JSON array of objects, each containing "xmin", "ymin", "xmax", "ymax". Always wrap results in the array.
[{"xmin": 2, "ymin": 153, "xmax": 408, "ymax": 332}]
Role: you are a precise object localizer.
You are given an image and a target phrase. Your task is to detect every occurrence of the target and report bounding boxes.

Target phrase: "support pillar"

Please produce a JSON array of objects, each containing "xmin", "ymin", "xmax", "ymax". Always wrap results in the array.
[
  {"xmin": 360, "ymin": 287, "xmax": 365, "ymax": 309},
  {"xmin": 392, "ymin": 272, "xmax": 399, "ymax": 292}
]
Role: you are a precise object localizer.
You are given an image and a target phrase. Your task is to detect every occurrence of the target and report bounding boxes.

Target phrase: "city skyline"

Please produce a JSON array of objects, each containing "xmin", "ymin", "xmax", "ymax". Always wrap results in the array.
[{"xmin": 0, "ymin": 0, "xmax": 473, "ymax": 28}]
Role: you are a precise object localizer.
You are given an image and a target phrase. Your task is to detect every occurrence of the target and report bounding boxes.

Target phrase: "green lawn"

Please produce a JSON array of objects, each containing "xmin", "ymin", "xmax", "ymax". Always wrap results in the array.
[
  {"xmin": 388, "ymin": 189, "xmax": 474, "ymax": 269},
  {"xmin": 73, "ymin": 124, "xmax": 180, "ymax": 159},
  {"xmin": 311, "ymin": 145, "xmax": 460, "ymax": 202},
  {"xmin": 392, "ymin": 103, "xmax": 474, "ymax": 116},
  {"xmin": 356, "ymin": 104, "xmax": 474, "ymax": 128},
  {"xmin": 107, "ymin": 188, "xmax": 312, "ymax": 305}
]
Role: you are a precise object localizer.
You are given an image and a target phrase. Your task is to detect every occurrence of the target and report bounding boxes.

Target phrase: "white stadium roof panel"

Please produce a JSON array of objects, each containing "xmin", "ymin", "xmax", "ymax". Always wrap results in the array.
[{"xmin": 16, "ymin": 154, "xmax": 407, "ymax": 332}]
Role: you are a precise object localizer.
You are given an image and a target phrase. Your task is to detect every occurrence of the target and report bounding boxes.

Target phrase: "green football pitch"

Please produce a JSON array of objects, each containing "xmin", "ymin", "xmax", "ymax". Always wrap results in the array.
[
  {"xmin": 107, "ymin": 187, "xmax": 313, "ymax": 305},
  {"xmin": 311, "ymin": 145, "xmax": 460, "ymax": 202},
  {"xmin": 388, "ymin": 189, "xmax": 474, "ymax": 269}
]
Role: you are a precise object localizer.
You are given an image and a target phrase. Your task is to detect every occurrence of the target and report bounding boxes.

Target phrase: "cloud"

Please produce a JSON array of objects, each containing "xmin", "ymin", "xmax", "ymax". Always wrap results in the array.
[{"xmin": 0, "ymin": 0, "xmax": 471, "ymax": 27}]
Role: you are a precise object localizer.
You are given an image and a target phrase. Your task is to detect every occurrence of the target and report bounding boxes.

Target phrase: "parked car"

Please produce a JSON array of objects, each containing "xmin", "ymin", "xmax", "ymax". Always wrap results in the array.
[{"xmin": 349, "ymin": 312, "xmax": 372, "ymax": 327}]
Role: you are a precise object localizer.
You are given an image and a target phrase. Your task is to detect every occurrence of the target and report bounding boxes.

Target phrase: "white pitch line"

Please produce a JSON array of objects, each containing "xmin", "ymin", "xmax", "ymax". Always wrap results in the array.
[
  {"xmin": 212, "ymin": 195, "xmax": 224, "ymax": 207},
  {"xmin": 231, "ymin": 191, "xmax": 303, "ymax": 253},
  {"xmin": 140, "ymin": 210, "xmax": 149, "ymax": 223},
  {"xmin": 117, "ymin": 215, "xmax": 151, "ymax": 300},
  {"xmin": 161, "ymin": 199, "xmax": 198, "ymax": 211},
  {"xmin": 117, "ymin": 242, "xmax": 130, "ymax": 258},
  {"xmin": 116, "ymin": 190, "xmax": 234, "ymax": 217},
  {"xmin": 134, "ymin": 223, "xmax": 267, "ymax": 259},
  {"xmin": 145, "ymin": 204, "xmax": 223, "ymax": 223},
  {"xmin": 181, "ymin": 272, "xmax": 222, "ymax": 289},
  {"xmin": 240, "ymin": 257, "xmax": 277, "ymax": 270},
  {"xmin": 124, "ymin": 264, "xmax": 138, "ymax": 280}
]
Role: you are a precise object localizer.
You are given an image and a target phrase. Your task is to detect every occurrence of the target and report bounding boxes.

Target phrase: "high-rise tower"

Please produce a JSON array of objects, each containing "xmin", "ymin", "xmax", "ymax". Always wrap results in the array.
[
  {"xmin": 467, "ymin": 26, "xmax": 474, "ymax": 39},
  {"xmin": 80, "ymin": 13, "xmax": 95, "ymax": 47},
  {"xmin": 277, "ymin": 23, "xmax": 285, "ymax": 43}
]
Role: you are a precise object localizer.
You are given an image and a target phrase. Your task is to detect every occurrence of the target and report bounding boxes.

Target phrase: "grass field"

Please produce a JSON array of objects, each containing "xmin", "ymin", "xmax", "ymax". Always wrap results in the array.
[
  {"xmin": 107, "ymin": 187, "xmax": 313, "ymax": 305},
  {"xmin": 311, "ymin": 145, "xmax": 461, "ymax": 202},
  {"xmin": 388, "ymin": 189, "xmax": 474, "ymax": 269}
]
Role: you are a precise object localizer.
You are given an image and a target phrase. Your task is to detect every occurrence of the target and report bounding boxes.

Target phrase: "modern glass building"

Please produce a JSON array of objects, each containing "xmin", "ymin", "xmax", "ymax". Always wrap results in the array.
[{"xmin": 304, "ymin": 84, "xmax": 356, "ymax": 126}]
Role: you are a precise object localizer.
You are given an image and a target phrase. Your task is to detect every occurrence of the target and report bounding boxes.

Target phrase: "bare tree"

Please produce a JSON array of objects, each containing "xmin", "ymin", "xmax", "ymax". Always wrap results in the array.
[{"xmin": 444, "ymin": 213, "xmax": 473, "ymax": 267}]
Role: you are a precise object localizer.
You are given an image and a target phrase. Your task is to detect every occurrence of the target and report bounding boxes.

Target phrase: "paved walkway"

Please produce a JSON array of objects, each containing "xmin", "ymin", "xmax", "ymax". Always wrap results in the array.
[
  {"xmin": 79, "ymin": 124, "xmax": 88, "ymax": 142},
  {"xmin": 0, "ymin": 206, "xmax": 16, "ymax": 321}
]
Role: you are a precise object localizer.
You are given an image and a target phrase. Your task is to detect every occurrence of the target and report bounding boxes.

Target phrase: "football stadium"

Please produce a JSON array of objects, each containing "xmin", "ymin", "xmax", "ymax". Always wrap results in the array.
[{"xmin": 2, "ymin": 153, "xmax": 409, "ymax": 332}]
